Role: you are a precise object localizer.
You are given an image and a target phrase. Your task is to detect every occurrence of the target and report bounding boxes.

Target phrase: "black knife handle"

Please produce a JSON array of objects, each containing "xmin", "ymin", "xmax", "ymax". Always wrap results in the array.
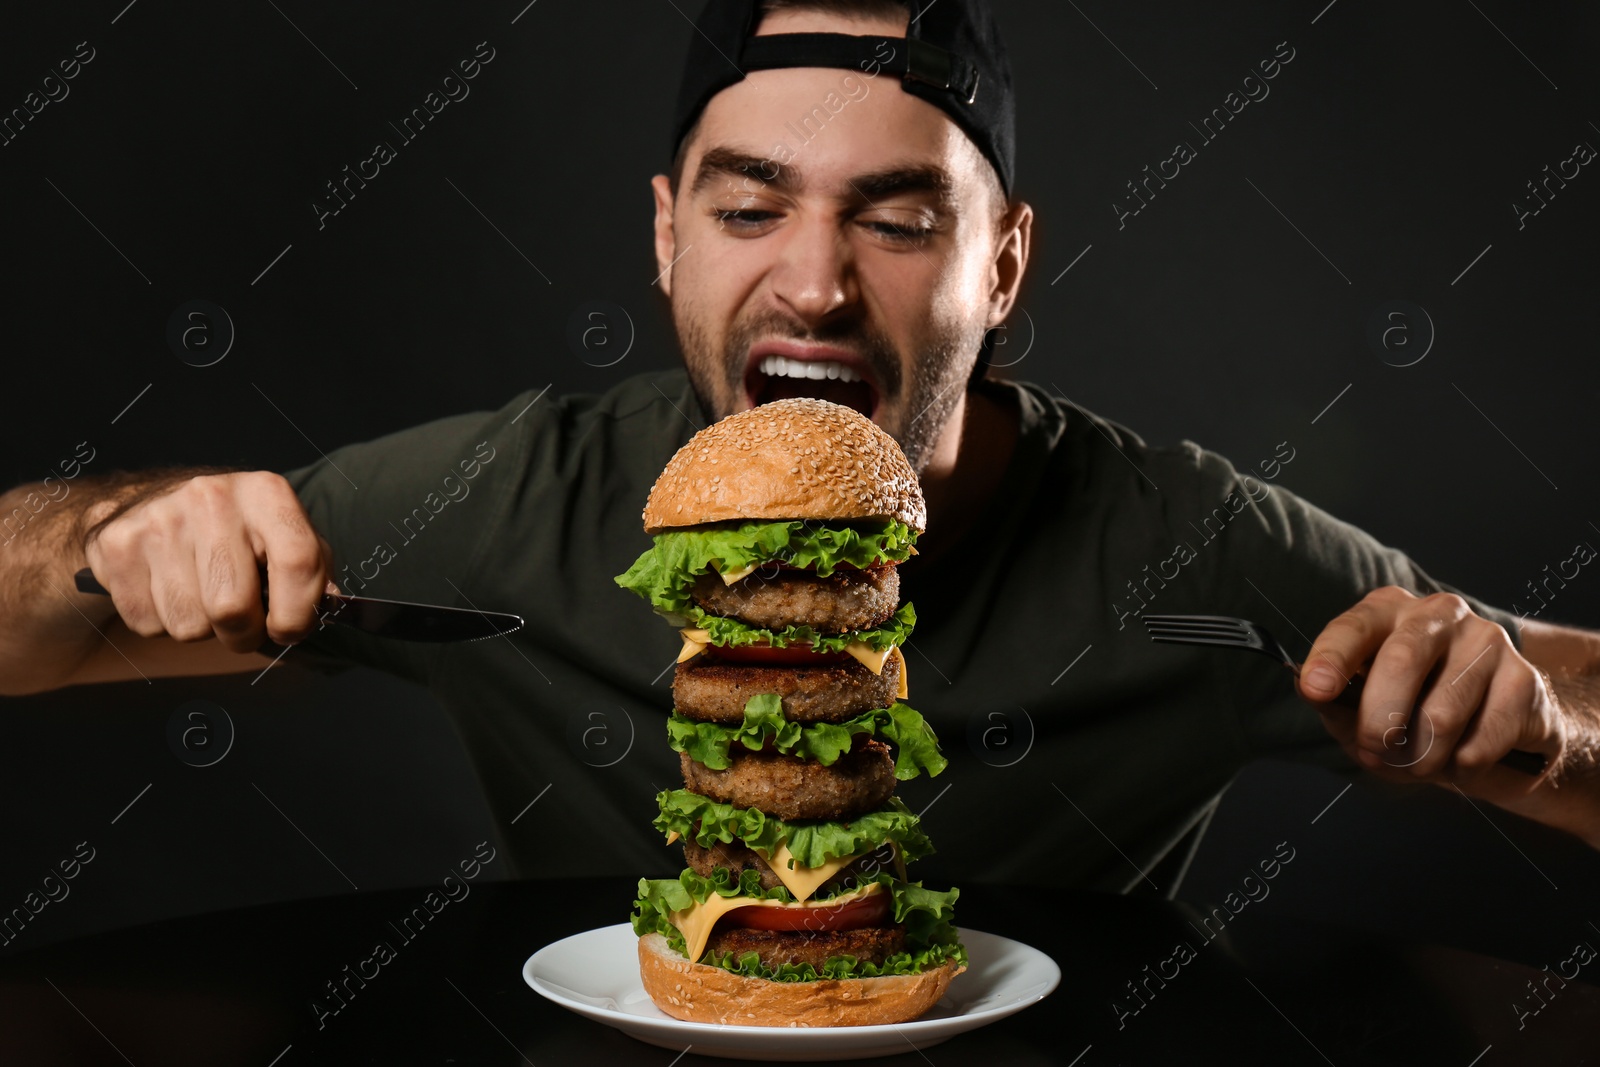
[{"xmin": 74, "ymin": 567, "xmax": 109, "ymax": 596}]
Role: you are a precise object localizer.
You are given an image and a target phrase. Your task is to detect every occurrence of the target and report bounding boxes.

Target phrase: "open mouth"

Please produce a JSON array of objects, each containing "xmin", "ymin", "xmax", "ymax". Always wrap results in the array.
[{"xmin": 743, "ymin": 348, "xmax": 881, "ymax": 420}]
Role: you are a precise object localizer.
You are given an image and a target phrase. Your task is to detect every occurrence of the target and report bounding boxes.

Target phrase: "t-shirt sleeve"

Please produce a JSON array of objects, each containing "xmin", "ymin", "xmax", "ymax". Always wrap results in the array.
[
  {"xmin": 1163, "ymin": 442, "xmax": 1523, "ymax": 773},
  {"xmin": 277, "ymin": 390, "xmax": 542, "ymax": 685}
]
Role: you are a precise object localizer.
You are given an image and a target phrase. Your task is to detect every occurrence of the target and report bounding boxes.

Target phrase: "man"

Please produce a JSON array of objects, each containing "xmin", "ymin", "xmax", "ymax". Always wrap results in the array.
[{"xmin": 1, "ymin": 0, "xmax": 1596, "ymax": 894}]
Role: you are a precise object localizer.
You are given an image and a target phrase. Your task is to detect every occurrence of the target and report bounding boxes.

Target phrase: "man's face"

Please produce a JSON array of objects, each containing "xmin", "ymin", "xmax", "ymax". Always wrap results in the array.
[{"xmin": 653, "ymin": 9, "xmax": 1013, "ymax": 473}]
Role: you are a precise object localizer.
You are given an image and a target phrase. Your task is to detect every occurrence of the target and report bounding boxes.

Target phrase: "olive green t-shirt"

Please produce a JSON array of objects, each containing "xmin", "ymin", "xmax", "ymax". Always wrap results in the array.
[{"xmin": 282, "ymin": 369, "xmax": 1521, "ymax": 895}]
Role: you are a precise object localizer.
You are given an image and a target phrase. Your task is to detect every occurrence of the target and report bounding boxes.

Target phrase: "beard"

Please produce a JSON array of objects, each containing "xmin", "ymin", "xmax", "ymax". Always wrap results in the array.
[{"xmin": 673, "ymin": 300, "xmax": 980, "ymax": 476}]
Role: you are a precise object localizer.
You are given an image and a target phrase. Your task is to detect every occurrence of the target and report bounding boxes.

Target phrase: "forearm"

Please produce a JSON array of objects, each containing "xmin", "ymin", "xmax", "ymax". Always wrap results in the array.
[{"xmin": 0, "ymin": 469, "xmax": 219, "ymax": 694}]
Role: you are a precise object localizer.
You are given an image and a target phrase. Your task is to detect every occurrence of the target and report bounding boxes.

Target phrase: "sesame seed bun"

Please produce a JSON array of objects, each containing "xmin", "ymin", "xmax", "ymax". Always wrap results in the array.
[{"xmin": 642, "ymin": 399, "xmax": 926, "ymax": 534}]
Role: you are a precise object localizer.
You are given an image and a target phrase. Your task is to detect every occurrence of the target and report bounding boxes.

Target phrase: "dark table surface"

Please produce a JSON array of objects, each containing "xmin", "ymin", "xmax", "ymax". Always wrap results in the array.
[{"xmin": 0, "ymin": 876, "xmax": 1593, "ymax": 1065}]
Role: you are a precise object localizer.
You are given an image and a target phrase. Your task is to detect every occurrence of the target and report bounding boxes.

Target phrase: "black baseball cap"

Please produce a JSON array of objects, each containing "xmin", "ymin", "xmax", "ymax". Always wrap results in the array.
[{"xmin": 671, "ymin": 0, "xmax": 1016, "ymax": 196}]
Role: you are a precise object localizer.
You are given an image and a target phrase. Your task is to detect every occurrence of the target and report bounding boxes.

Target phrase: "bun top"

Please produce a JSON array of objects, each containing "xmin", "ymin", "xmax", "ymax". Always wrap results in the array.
[{"xmin": 642, "ymin": 398, "xmax": 926, "ymax": 534}]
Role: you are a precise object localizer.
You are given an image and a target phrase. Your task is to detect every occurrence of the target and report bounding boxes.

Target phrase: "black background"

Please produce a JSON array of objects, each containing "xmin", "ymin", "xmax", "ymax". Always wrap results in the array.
[{"xmin": 1, "ymin": 0, "xmax": 1597, "ymax": 974}]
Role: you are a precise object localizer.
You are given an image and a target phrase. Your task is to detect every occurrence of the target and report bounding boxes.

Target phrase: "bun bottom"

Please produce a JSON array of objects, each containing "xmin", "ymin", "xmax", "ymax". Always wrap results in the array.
[{"xmin": 637, "ymin": 932, "xmax": 964, "ymax": 1027}]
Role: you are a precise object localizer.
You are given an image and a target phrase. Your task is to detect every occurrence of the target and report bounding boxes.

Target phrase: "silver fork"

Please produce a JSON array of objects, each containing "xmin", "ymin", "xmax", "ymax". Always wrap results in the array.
[{"xmin": 1141, "ymin": 614, "xmax": 1546, "ymax": 777}]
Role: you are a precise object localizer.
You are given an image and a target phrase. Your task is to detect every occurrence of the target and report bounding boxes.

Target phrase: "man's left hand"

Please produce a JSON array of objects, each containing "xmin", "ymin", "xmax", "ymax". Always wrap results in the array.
[{"xmin": 1299, "ymin": 586, "xmax": 1567, "ymax": 807}]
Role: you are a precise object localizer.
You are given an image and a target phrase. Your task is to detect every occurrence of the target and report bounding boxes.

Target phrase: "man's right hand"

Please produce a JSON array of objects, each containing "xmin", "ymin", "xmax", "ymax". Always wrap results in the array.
[{"xmin": 82, "ymin": 471, "xmax": 334, "ymax": 652}]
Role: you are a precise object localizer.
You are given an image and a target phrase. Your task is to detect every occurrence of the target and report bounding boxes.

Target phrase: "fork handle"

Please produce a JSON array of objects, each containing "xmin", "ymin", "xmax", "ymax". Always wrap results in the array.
[{"xmin": 1294, "ymin": 665, "xmax": 1548, "ymax": 777}]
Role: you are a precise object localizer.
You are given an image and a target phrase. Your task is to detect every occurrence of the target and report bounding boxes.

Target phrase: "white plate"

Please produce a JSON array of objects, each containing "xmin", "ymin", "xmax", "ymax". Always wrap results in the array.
[{"xmin": 522, "ymin": 923, "xmax": 1060, "ymax": 1061}]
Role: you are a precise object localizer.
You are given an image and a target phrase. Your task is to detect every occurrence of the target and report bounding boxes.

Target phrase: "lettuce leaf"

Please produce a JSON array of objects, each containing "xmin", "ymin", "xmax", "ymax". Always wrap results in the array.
[
  {"xmin": 614, "ymin": 519, "xmax": 919, "ymax": 621},
  {"xmin": 631, "ymin": 866, "xmax": 967, "ymax": 978},
  {"xmin": 668, "ymin": 695, "xmax": 947, "ymax": 780},
  {"xmin": 653, "ymin": 790, "xmax": 935, "ymax": 867},
  {"xmin": 690, "ymin": 602, "xmax": 916, "ymax": 651}
]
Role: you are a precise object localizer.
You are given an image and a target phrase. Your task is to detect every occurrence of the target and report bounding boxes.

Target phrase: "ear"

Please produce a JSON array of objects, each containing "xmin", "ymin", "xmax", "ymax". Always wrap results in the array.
[
  {"xmin": 650, "ymin": 174, "xmax": 677, "ymax": 298},
  {"xmin": 985, "ymin": 200, "xmax": 1033, "ymax": 329}
]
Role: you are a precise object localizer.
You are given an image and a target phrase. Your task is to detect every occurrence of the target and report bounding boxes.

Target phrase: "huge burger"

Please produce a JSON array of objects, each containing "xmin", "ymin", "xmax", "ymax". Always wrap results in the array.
[{"xmin": 617, "ymin": 398, "xmax": 966, "ymax": 1027}]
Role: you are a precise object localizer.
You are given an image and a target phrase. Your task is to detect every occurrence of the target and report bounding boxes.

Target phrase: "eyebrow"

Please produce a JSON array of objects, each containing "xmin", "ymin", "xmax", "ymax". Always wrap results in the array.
[{"xmin": 689, "ymin": 146, "xmax": 961, "ymax": 212}]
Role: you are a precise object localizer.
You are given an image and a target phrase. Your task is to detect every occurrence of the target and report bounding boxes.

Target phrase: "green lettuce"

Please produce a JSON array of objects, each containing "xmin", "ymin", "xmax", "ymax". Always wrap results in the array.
[
  {"xmin": 653, "ymin": 790, "xmax": 936, "ymax": 867},
  {"xmin": 689, "ymin": 602, "xmax": 915, "ymax": 651},
  {"xmin": 631, "ymin": 865, "xmax": 967, "ymax": 978},
  {"xmin": 614, "ymin": 519, "xmax": 919, "ymax": 621},
  {"xmin": 668, "ymin": 694, "xmax": 947, "ymax": 780}
]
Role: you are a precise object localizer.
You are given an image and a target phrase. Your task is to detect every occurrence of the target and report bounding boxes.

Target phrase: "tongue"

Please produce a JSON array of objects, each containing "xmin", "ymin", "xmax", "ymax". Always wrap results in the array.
[{"xmin": 758, "ymin": 375, "xmax": 875, "ymax": 418}]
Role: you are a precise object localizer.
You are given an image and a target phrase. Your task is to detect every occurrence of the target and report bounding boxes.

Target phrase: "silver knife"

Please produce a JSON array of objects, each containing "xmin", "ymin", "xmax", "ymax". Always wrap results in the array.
[{"xmin": 72, "ymin": 567, "xmax": 523, "ymax": 643}]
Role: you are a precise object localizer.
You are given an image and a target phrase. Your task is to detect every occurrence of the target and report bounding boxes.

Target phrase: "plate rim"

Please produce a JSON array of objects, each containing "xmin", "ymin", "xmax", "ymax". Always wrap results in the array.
[{"xmin": 522, "ymin": 922, "xmax": 1061, "ymax": 1039}]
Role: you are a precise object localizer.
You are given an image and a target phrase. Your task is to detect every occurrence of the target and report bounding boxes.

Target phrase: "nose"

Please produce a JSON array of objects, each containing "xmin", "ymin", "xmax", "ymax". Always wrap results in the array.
[{"xmin": 767, "ymin": 213, "xmax": 858, "ymax": 328}]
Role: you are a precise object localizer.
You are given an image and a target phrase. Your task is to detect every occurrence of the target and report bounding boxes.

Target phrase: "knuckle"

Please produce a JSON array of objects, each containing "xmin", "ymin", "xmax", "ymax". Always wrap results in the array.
[{"xmin": 1369, "ymin": 585, "xmax": 1415, "ymax": 606}]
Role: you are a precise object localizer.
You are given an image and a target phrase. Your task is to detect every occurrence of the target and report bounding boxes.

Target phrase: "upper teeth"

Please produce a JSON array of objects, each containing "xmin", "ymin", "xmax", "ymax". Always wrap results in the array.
[{"xmin": 758, "ymin": 355, "xmax": 862, "ymax": 383}]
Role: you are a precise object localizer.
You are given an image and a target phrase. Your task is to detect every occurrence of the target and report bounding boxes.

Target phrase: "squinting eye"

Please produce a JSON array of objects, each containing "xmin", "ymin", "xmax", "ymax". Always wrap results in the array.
[
  {"xmin": 714, "ymin": 209, "xmax": 777, "ymax": 230},
  {"xmin": 864, "ymin": 220, "xmax": 933, "ymax": 241}
]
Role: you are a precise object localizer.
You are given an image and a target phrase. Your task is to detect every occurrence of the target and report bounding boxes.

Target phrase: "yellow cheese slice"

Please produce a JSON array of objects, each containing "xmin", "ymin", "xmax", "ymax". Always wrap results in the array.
[
  {"xmin": 664, "ymin": 830, "xmax": 680, "ymax": 846},
  {"xmin": 888, "ymin": 644, "xmax": 908, "ymax": 699},
  {"xmin": 758, "ymin": 842, "xmax": 860, "ymax": 904},
  {"xmin": 717, "ymin": 561, "xmax": 758, "ymax": 585},
  {"xmin": 677, "ymin": 628, "xmax": 711, "ymax": 663},
  {"xmin": 670, "ymin": 881, "xmax": 884, "ymax": 966},
  {"xmin": 843, "ymin": 641, "xmax": 892, "ymax": 675}
]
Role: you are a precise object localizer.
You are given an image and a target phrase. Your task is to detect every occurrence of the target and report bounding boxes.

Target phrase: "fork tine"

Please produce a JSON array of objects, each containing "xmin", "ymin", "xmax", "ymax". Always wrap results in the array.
[
  {"xmin": 1141, "ymin": 614, "xmax": 1254, "ymax": 625},
  {"xmin": 1142, "ymin": 620, "xmax": 1251, "ymax": 636},
  {"xmin": 1148, "ymin": 634, "xmax": 1255, "ymax": 648}
]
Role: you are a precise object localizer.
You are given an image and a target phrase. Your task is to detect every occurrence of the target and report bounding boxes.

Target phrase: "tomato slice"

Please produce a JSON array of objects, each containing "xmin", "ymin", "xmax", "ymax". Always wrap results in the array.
[
  {"xmin": 709, "ymin": 643, "xmax": 853, "ymax": 666},
  {"xmin": 725, "ymin": 889, "xmax": 891, "ymax": 932}
]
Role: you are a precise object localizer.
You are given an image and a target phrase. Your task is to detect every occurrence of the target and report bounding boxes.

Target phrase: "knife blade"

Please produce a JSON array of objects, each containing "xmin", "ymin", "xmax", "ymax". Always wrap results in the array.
[{"xmin": 72, "ymin": 567, "xmax": 523, "ymax": 643}]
